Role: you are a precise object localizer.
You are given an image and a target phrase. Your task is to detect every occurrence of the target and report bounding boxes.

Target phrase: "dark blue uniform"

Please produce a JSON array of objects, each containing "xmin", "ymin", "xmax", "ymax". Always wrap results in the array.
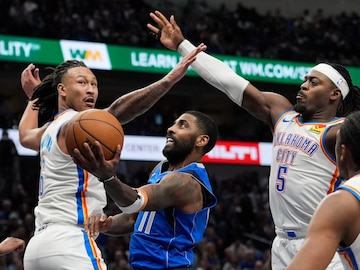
[{"xmin": 129, "ymin": 162, "xmax": 217, "ymax": 269}]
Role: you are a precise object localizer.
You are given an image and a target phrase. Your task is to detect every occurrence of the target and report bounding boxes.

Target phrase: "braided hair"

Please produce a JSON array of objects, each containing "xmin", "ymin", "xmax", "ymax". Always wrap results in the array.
[
  {"xmin": 328, "ymin": 63, "xmax": 360, "ymax": 116},
  {"xmin": 30, "ymin": 60, "xmax": 87, "ymax": 125},
  {"xmin": 339, "ymin": 110, "xmax": 360, "ymax": 166}
]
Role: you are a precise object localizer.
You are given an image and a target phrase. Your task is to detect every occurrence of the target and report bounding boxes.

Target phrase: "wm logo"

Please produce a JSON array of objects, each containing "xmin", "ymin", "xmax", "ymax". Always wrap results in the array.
[
  {"xmin": 60, "ymin": 40, "xmax": 111, "ymax": 70},
  {"xmin": 69, "ymin": 49, "xmax": 102, "ymax": 61}
]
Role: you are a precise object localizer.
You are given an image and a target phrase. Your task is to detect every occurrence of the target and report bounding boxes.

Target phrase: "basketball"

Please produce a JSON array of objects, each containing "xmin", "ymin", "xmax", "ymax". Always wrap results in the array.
[{"xmin": 65, "ymin": 109, "xmax": 124, "ymax": 160}]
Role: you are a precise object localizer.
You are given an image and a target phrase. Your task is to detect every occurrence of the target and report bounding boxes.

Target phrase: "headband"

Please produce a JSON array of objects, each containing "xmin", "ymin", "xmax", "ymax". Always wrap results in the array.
[{"xmin": 311, "ymin": 63, "xmax": 349, "ymax": 99}]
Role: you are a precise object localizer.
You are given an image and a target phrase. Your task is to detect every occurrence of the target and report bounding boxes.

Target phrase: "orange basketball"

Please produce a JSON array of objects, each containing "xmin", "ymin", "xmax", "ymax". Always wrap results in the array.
[{"xmin": 65, "ymin": 109, "xmax": 124, "ymax": 160}]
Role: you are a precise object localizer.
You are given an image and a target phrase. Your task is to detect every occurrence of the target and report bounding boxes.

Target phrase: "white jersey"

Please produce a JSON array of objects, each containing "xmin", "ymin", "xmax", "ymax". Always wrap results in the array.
[
  {"xmin": 24, "ymin": 109, "xmax": 107, "ymax": 270},
  {"xmin": 269, "ymin": 110, "xmax": 344, "ymax": 238},
  {"xmin": 34, "ymin": 108, "xmax": 106, "ymax": 229},
  {"xmin": 337, "ymin": 176, "xmax": 360, "ymax": 270}
]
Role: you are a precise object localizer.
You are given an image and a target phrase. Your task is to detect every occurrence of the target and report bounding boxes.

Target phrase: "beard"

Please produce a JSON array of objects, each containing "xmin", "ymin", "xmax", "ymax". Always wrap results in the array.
[
  {"xmin": 162, "ymin": 136, "xmax": 195, "ymax": 164},
  {"xmin": 293, "ymin": 103, "xmax": 305, "ymax": 114}
]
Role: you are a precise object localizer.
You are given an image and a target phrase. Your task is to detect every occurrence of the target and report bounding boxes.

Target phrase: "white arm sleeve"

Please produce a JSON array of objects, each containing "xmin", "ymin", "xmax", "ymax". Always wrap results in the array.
[{"xmin": 178, "ymin": 39, "xmax": 249, "ymax": 106}]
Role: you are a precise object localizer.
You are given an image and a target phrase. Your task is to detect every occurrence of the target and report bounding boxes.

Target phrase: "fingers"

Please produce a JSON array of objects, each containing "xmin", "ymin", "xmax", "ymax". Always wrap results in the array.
[
  {"xmin": 147, "ymin": 23, "xmax": 159, "ymax": 34},
  {"xmin": 84, "ymin": 214, "xmax": 111, "ymax": 237},
  {"xmin": 33, "ymin": 67, "xmax": 40, "ymax": 81},
  {"xmin": 182, "ymin": 43, "xmax": 207, "ymax": 64},
  {"xmin": 154, "ymin": 10, "xmax": 170, "ymax": 24},
  {"xmin": 149, "ymin": 11, "xmax": 165, "ymax": 28},
  {"xmin": 169, "ymin": 15, "xmax": 177, "ymax": 27},
  {"xmin": 84, "ymin": 213, "xmax": 103, "ymax": 237}
]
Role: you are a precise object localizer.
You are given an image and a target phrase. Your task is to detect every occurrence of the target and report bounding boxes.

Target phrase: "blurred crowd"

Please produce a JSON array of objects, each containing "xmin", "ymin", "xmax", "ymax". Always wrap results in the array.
[
  {"xmin": 1, "ymin": 0, "xmax": 360, "ymax": 66},
  {"xmin": 0, "ymin": 0, "xmax": 359, "ymax": 269}
]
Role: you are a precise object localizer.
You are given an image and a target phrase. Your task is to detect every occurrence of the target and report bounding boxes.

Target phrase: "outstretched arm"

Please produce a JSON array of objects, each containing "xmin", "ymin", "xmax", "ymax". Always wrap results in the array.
[
  {"xmin": 105, "ymin": 43, "xmax": 206, "ymax": 125},
  {"xmin": 148, "ymin": 11, "xmax": 293, "ymax": 126}
]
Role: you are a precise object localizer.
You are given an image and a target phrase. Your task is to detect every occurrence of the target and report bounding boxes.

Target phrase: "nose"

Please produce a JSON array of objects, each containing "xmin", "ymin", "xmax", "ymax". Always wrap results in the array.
[
  {"xmin": 86, "ymin": 85, "xmax": 96, "ymax": 94},
  {"xmin": 167, "ymin": 124, "xmax": 175, "ymax": 134},
  {"xmin": 300, "ymin": 80, "xmax": 308, "ymax": 90}
]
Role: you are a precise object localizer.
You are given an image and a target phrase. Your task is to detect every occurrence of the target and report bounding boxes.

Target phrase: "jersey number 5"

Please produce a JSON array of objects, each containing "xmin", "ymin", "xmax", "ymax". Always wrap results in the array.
[{"xmin": 276, "ymin": 166, "xmax": 288, "ymax": 192}]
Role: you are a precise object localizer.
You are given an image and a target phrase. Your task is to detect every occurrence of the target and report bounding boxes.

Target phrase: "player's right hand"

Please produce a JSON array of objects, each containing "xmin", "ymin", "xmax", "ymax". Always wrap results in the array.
[
  {"xmin": 84, "ymin": 213, "xmax": 113, "ymax": 237},
  {"xmin": 147, "ymin": 10, "xmax": 185, "ymax": 50}
]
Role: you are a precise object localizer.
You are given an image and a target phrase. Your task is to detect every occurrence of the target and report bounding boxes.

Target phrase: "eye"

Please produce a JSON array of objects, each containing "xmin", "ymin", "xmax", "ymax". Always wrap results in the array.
[{"xmin": 309, "ymin": 79, "xmax": 318, "ymax": 86}]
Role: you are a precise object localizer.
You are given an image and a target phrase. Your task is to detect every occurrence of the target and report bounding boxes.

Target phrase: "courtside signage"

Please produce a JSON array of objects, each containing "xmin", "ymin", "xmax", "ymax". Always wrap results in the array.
[
  {"xmin": 0, "ymin": 35, "xmax": 62, "ymax": 64},
  {"xmin": 203, "ymin": 141, "xmax": 261, "ymax": 165},
  {"xmin": 6, "ymin": 129, "xmax": 271, "ymax": 166},
  {"xmin": 59, "ymin": 40, "xmax": 112, "ymax": 70},
  {"xmin": 1, "ymin": 34, "xmax": 360, "ymax": 85}
]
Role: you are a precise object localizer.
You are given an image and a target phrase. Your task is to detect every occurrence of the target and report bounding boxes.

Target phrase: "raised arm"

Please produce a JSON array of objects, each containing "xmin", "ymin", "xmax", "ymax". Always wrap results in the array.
[
  {"xmin": 19, "ymin": 64, "xmax": 47, "ymax": 151},
  {"xmin": 148, "ymin": 11, "xmax": 293, "ymax": 126},
  {"xmin": 105, "ymin": 43, "xmax": 206, "ymax": 125}
]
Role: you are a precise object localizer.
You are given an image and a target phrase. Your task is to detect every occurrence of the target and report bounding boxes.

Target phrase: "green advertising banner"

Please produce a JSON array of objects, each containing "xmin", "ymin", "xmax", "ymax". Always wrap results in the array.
[{"xmin": 1, "ymin": 34, "xmax": 360, "ymax": 86}]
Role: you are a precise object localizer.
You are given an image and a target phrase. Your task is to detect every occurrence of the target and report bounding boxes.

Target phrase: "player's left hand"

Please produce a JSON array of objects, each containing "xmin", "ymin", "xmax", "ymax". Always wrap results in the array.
[{"xmin": 71, "ymin": 141, "xmax": 120, "ymax": 180}]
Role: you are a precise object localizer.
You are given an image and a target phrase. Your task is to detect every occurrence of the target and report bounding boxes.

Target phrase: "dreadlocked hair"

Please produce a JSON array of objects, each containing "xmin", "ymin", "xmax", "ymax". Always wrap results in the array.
[
  {"xmin": 339, "ymin": 110, "xmax": 360, "ymax": 166},
  {"xmin": 328, "ymin": 63, "xmax": 360, "ymax": 116},
  {"xmin": 30, "ymin": 60, "xmax": 87, "ymax": 124}
]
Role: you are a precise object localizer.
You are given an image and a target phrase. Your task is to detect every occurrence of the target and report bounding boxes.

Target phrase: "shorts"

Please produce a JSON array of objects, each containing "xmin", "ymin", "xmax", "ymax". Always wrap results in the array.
[
  {"xmin": 24, "ymin": 223, "xmax": 107, "ymax": 270},
  {"xmin": 271, "ymin": 235, "xmax": 343, "ymax": 270}
]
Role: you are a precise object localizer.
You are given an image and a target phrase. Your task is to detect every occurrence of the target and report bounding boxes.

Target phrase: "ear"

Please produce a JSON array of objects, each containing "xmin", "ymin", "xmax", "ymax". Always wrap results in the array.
[
  {"xmin": 58, "ymin": 83, "xmax": 66, "ymax": 97},
  {"xmin": 338, "ymin": 144, "xmax": 346, "ymax": 161},
  {"xmin": 330, "ymin": 88, "xmax": 342, "ymax": 101},
  {"xmin": 196, "ymin": 134, "xmax": 209, "ymax": 148}
]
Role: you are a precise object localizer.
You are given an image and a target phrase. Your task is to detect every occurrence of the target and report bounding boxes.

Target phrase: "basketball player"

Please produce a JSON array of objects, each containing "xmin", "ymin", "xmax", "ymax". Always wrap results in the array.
[
  {"xmin": 0, "ymin": 237, "xmax": 25, "ymax": 256},
  {"xmin": 287, "ymin": 110, "xmax": 360, "ymax": 270},
  {"xmin": 18, "ymin": 44, "xmax": 206, "ymax": 270},
  {"xmin": 72, "ymin": 110, "xmax": 218, "ymax": 270},
  {"xmin": 147, "ymin": 10, "xmax": 360, "ymax": 270}
]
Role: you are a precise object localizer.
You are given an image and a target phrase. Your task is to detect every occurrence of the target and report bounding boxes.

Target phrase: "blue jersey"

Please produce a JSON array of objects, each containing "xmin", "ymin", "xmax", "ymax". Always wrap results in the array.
[{"xmin": 129, "ymin": 162, "xmax": 217, "ymax": 269}]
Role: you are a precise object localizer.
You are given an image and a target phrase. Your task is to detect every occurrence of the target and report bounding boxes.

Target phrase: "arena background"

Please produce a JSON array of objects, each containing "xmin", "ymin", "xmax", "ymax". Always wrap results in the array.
[{"xmin": 0, "ymin": 0, "xmax": 359, "ymax": 269}]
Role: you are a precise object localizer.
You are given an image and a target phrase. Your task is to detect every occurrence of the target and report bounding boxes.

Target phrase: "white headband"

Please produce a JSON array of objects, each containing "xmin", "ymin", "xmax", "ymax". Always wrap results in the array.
[{"xmin": 311, "ymin": 63, "xmax": 350, "ymax": 99}]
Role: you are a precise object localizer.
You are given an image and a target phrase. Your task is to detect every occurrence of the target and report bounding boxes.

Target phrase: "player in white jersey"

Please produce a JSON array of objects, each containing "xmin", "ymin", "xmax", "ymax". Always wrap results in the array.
[
  {"xmin": 147, "ymin": 10, "xmax": 360, "ymax": 269},
  {"xmin": 18, "ymin": 45, "xmax": 205, "ymax": 270},
  {"xmin": 287, "ymin": 110, "xmax": 360, "ymax": 270}
]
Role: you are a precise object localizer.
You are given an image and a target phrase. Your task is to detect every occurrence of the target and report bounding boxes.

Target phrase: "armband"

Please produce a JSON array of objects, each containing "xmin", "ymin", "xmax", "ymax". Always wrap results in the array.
[{"xmin": 117, "ymin": 188, "xmax": 148, "ymax": 214}]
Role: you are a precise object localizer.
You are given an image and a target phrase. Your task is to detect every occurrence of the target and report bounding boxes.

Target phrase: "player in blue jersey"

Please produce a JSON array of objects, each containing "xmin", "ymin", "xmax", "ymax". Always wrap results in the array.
[
  {"xmin": 72, "ymin": 110, "xmax": 218, "ymax": 270},
  {"xmin": 18, "ymin": 45, "xmax": 206, "ymax": 270},
  {"xmin": 147, "ymin": 10, "xmax": 360, "ymax": 270},
  {"xmin": 287, "ymin": 110, "xmax": 360, "ymax": 270}
]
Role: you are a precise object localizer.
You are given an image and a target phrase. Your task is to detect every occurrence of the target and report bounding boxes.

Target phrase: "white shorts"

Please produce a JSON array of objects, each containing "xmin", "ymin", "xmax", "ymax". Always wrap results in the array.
[
  {"xmin": 24, "ymin": 224, "xmax": 107, "ymax": 270},
  {"xmin": 271, "ymin": 235, "xmax": 343, "ymax": 270}
]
